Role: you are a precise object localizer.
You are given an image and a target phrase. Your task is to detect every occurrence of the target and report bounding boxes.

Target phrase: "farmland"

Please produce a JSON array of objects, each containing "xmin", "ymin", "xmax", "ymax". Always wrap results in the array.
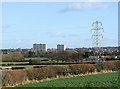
[
  {"xmin": 0, "ymin": 62, "xmax": 29, "ymax": 64},
  {"xmin": 24, "ymin": 57, "xmax": 51, "ymax": 61},
  {"xmin": 16, "ymin": 72, "xmax": 119, "ymax": 87},
  {"xmin": 0, "ymin": 58, "xmax": 119, "ymax": 69},
  {"xmin": 1, "ymin": 65, "xmax": 68, "ymax": 69},
  {"xmin": 0, "ymin": 57, "xmax": 65, "ymax": 69},
  {"xmin": 2, "ymin": 60, "xmax": 120, "ymax": 87},
  {"xmin": 1, "ymin": 49, "xmax": 120, "ymax": 87}
]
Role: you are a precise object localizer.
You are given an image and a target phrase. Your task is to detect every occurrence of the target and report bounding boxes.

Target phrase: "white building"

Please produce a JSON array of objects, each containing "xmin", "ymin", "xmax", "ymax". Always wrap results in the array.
[
  {"xmin": 57, "ymin": 44, "xmax": 66, "ymax": 51},
  {"xmin": 33, "ymin": 43, "xmax": 47, "ymax": 51}
]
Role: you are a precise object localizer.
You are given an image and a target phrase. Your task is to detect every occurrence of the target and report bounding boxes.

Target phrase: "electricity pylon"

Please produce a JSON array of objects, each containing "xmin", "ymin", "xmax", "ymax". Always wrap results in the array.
[{"xmin": 91, "ymin": 21, "xmax": 104, "ymax": 60}]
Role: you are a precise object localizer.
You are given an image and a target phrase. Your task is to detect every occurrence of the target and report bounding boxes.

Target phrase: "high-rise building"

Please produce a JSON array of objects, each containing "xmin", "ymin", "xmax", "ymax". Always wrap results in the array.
[
  {"xmin": 33, "ymin": 43, "xmax": 47, "ymax": 51},
  {"xmin": 57, "ymin": 44, "xmax": 66, "ymax": 51}
]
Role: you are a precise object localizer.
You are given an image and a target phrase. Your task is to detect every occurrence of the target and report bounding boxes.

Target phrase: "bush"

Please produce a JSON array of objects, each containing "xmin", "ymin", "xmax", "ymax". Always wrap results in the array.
[
  {"xmin": 104, "ymin": 62, "xmax": 116, "ymax": 71},
  {"xmin": 104, "ymin": 61, "xmax": 120, "ymax": 71},
  {"xmin": 28, "ymin": 73, "xmax": 33, "ymax": 80},
  {"xmin": 95, "ymin": 63, "xmax": 105, "ymax": 72},
  {"xmin": 25, "ymin": 69, "xmax": 35, "ymax": 80},
  {"xmin": 43, "ymin": 67, "xmax": 56, "ymax": 78},
  {"xmin": 69, "ymin": 64, "xmax": 95, "ymax": 74},
  {"xmin": 2, "ymin": 53, "xmax": 24, "ymax": 62},
  {"xmin": 2, "ymin": 70, "xmax": 27, "ymax": 86},
  {"xmin": 114, "ymin": 61, "xmax": 120, "ymax": 71},
  {"xmin": 29, "ymin": 59, "xmax": 41, "ymax": 64},
  {"xmin": 95, "ymin": 61, "xmax": 120, "ymax": 72},
  {"xmin": 34, "ymin": 67, "xmax": 49, "ymax": 80},
  {"xmin": 49, "ymin": 66, "xmax": 70, "ymax": 76}
]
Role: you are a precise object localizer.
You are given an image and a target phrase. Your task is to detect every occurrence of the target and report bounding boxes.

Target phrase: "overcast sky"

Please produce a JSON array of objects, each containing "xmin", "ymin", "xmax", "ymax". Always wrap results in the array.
[{"xmin": 2, "ymin": 2, "xmax": 118, "ymax": 49}]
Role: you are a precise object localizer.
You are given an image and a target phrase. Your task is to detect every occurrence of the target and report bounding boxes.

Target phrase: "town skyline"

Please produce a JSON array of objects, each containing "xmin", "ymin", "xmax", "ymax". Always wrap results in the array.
[{"xmin": 1, "ymin": 43, "xmax": 118, "ymax": 50}]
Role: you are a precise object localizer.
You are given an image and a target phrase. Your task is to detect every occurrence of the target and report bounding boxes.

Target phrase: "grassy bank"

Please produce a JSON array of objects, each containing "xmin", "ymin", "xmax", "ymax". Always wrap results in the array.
[{"xmin": 16, "ymin": 72, "xmax": 119, "ymax": 87}]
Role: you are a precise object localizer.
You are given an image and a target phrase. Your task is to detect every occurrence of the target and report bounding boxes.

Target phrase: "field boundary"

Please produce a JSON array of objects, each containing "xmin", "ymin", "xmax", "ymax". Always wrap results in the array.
[
  {"xmin": 9, "ymin": 70, "xmax": 118, "ymax": 87},
  {"xmin": 2, "ymin": 61, "xmax": 120, "ymax": 87}
]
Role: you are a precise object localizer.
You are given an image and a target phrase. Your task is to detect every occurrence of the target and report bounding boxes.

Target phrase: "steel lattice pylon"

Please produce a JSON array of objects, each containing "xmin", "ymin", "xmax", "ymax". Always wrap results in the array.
[
  {"xmin": 91, "ymin": 21, "xmax": 104, "ymax": 60},
  {"xmin": 91, "ymin": 21, "xmax": 104, "ymax": 48}
]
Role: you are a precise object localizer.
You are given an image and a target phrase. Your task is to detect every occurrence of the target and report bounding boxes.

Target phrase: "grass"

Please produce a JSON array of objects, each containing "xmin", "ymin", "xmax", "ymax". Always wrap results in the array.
[
  {"xmin": 16, "ymin": 72, "xmax": 119, "ymax": 87},
  {"xmin": 1, "ymin": 65, "xmax": 68, "ymax": 69},
  {"xmin": 1, "ymin": 65, "xmax": 36, "ymax": 69},
  {"xmin": 2, "ymin": 65, "xmax": 34, "ymax": 69},
  {"xmin": 24, "ymin": 58, "xmax": 40, "ymax": 60},
  {"xmin": 24, "ymin": 57, "xmax": 51, "ymax": 61},
  {"xmin": 105, "ymin": 60, "xmax": 120, "ymax": 62},
  {"xmin": 0, "ymin": 62, "xmax": 29, "ymax": 64},
  {"xmin": 40, "ymin": 57, "xmax": 51, "ymax": 60}
]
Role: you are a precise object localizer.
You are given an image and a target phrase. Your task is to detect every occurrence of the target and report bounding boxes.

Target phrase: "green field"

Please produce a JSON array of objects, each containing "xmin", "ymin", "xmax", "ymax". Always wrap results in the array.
[
  {"xmin": 1, "ymin": 65, "xmax": 35, "ymax": 69},
  {"xmin": 24, "ymin": 57, "xmax": 51, "ymax": 61},
  {"xmin": 0, "ymin": 62, "xmax": 29, "ymax": 64},
  {"xmin": 16, "ymin": 72, "xmax": 119, "ymax": 87},
  {"xmin": 1, "ymin": 65, "xmax": 68, "ymax": 69}
]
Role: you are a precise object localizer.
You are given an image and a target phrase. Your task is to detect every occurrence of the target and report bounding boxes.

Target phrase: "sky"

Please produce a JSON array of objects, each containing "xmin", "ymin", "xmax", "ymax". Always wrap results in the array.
[{"xmin": 2, "ymin": 2, "xmax": 118, "ymax": 49}]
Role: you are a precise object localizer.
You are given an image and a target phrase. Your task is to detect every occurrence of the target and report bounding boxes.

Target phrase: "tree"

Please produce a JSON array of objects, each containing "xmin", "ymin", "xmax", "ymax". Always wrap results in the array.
[
  {"xmin": 28, "ymin": 51, "xmax": 35, "ymax": 58},
  {"xmin": 2, "ymin": 53, "xmax": 24, "ymax": 62},
  {"xmin": 83, "ymin": 52, "xmax": 90, "ymax": 58},
  {"xmin": 104, "ymin": 51, "xmax": 112, "ymax": 56}
]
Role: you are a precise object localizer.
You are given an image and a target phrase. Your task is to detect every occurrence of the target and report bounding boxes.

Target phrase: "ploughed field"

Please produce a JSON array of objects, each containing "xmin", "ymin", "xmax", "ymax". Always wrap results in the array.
[{"xmin": 17, "ymin": 72, "xmax": 119, "ymax": 87}]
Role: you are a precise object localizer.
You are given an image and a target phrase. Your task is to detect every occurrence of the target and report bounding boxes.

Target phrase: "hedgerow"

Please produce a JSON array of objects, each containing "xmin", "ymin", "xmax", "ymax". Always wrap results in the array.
[
  {"xmin": 95, "ymin": 63, "xmax": 105, "ymax": 72},
  {"xmin": 2, "ymin": 61, "xmax": 120, "ymax": 87},
  {"xmin": 69, "ymin": 64, "xmax": 95, "ymax": 74},
  {"xmin": 2, "ymin": 70, "xmax": 27, "ymax": 86}
]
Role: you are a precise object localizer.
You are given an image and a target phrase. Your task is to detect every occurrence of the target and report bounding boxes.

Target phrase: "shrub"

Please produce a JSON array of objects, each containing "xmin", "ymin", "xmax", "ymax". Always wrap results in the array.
[
  {"xmin": 49, "ymin": 66, "xmax": 70, "ymax": 76},
  {"xmin": 25, "ymin": 69, "xmax": 35, "ymax": 80},
  {"xmin": 28, "ymin": 73, "xmax": 33, "ymax": 80},
  {"xmin": 95, "ymin": 63, "xmax": 105, "ymax": 72},
  {"xmin": 44, "ymin": 67, "xmax": 56, "ymax": 78},
  {"xmin": 34, "ymin": 67, "xmax": 48, "ymax": 80},
  {"xmin": 2, "ymin": 70, "xmax": 27, "ymax": 86},
  {"xmin": 114, "ymin": 61, "xmax": 120, "ymax": 71},
  {"xmin": 104, "ymin": 62, "xmax": 116, "ymax": 71},
  {"xmin": 104, "ymin": 61, "xmax": 120, "ymax": 71},
  {"xmin": 69, "ymin": 64, "xmax": 95, "ymax": 74},
  {"xmin": 29, "ymin": 59, "xmax": 41, "ymax": 64},
  {"xmin": 25, "ymin": 67, "xmax": 55, "ymax": 80},
  {"xmin": 2, "ymin": 53, "xmax": 24, "ymax": 62}
]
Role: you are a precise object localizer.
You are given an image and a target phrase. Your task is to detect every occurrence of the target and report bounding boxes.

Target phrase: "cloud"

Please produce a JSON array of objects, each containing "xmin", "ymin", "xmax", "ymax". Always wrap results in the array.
[
  {"xmin": 47, "ymin": 32, "xmax": 79, "ymax": 38},
  {"xmin": 59, "ymin": 2, "xmax": 109, "ymax": 13}
]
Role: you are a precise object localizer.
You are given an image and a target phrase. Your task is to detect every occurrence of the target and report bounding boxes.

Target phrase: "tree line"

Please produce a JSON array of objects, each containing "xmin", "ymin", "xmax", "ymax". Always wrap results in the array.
[{"xmin": 2, "ymin": 49, "xmax": 119, "ymax": 62}]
